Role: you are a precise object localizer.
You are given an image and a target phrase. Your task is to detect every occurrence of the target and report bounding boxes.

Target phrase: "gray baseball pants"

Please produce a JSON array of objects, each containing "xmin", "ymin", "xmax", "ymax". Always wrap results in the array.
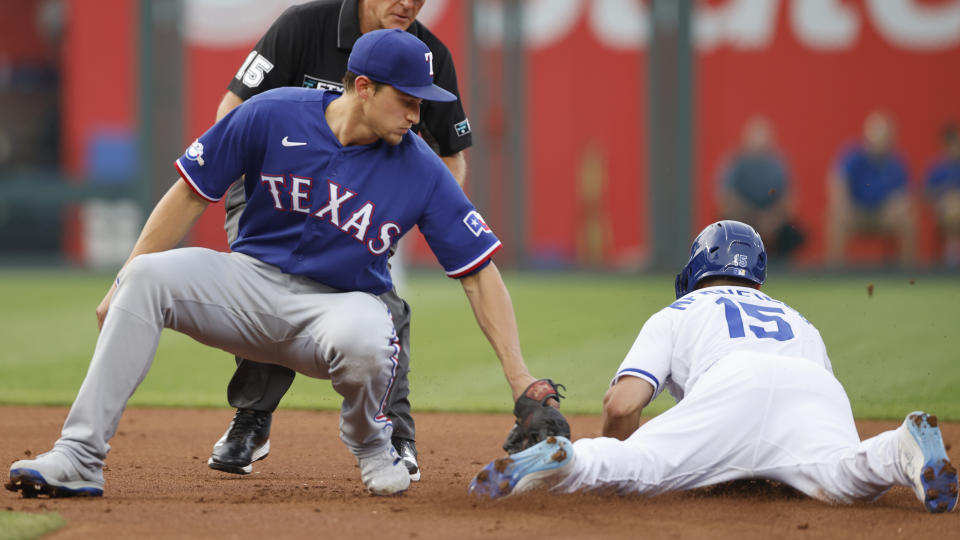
[
  {"xmin": 53, "ymin": 248, "xmax": 400, "ymax": 480},
  {"xmin": 223, "ymin": 181, "xmax": 415, "ymax": 441},
  {"xmin": 226, "ymin": 289, "xmax": 414, "ymax": 439}
]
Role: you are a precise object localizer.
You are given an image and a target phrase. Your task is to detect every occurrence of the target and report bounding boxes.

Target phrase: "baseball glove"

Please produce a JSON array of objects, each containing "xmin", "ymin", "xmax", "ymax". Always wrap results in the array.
[{"xmin": 502, "ymin": 379, "xmax": 571, "ymax": 454}]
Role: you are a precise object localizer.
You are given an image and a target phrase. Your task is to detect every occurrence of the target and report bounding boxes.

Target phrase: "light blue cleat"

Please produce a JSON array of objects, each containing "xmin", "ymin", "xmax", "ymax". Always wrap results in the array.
[
  {"xmin": 897, "ymin": 412, "xmax": 958, "ymax": 513},
  {"xmin": 469, "ymin": 436, "xmax": 574, "ymax": 499}
]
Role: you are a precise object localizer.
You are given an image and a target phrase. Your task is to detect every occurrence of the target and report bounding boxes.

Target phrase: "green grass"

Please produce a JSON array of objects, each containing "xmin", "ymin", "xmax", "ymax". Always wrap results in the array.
[
  {"xmin": 0, "ymin": 269, "xmax": 958, "ymax": 419},
  {"xmin": 0, "ymin": 512, "xmax": 65, "ymax": 540}
]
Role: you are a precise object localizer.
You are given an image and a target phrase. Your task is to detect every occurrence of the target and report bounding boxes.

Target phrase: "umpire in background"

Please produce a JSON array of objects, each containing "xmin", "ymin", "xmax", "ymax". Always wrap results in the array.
[{"xmin": 208, "ymin": 0, "xmax": 471, "ymax": 482}]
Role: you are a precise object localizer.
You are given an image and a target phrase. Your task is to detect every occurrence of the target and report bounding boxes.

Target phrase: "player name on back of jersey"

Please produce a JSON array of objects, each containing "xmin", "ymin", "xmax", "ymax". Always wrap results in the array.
[{"xmin": 668, "ymin": 286, "xmax": 783, "ymax": 311}]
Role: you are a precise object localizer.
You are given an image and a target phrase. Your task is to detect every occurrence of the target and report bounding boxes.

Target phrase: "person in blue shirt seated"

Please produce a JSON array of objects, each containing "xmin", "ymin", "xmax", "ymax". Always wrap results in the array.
[
  {"xmin": 718, "ymin": 116, "xmax": 804, "ymax": 261},
  {"xmin": 826, "ymin": 111, "xmax": 916, "ymax": 268},
  {"xmin": 924, "ymin": 123, "xmax": 960, "ymax": 268}
]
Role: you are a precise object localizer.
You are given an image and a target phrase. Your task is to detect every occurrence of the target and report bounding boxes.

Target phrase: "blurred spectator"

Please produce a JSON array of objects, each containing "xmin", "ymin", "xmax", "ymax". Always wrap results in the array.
[
  {"xmin": 717, "ymin": 116, "xmax": 804, "ymax": 260},
  {"xmin": 826, "ymin": 111, "xmax": 915, "ymax": 268},
  {"xmin": 925, "ymin": 123, "xmax": 960, "ymax": 268}
]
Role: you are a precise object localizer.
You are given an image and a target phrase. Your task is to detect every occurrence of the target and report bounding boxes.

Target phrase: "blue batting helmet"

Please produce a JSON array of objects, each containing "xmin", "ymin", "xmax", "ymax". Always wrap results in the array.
[{"xmin": 674, "ymin": 220, "xmax": 767, "ymax": 299}]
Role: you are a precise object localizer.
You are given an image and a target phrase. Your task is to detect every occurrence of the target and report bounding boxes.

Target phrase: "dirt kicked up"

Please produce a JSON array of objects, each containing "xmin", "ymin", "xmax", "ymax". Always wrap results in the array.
[{"xmin": 2, "ymin": 407, "xmax": 957, "ymax": 539}]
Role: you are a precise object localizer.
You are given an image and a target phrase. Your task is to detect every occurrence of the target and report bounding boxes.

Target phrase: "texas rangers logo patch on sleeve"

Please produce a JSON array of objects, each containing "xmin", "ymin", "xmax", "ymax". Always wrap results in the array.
[
  {"xmin": 185, "ymin": 139, "xmax": 205, "ymax": 166},
  {"xmin": 463, "ymin": 210, "xmax": 492, "ymax": 237}
]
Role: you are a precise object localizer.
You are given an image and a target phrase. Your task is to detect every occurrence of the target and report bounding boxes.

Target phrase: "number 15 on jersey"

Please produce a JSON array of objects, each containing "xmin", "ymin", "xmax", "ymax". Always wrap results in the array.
[{"xmin": 716, "ymin": 297, "xmax": 795, "ymax": 342}]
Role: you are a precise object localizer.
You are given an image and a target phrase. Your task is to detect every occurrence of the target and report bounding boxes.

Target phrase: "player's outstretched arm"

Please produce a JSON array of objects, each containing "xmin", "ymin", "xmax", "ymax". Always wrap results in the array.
[
  {"xmin": 95, "ymin": 179, "xmax": 210, "ymax": 329},
  {"xmin": 601, "ymin": 377, "xmax": 654, "ymax": 440},
  {"xmin": 459, "ymin": 262, "xmax": 537, "ymax": 400}
]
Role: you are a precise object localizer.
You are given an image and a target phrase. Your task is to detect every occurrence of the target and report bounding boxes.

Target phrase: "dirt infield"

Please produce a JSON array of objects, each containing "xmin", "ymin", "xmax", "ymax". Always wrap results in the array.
[{"xmin": 2, "ymin": 406, "xmax": 957, "ymax": 539}]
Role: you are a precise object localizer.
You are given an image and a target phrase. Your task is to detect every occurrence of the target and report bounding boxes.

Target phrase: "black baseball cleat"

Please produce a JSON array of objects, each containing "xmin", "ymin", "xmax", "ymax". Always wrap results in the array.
[
  {"xmin": 208, "ymin": 408, "xmax": 271, "ymax": 474},
  {"xmin": 393, "ymin": 438, "xmax": 420, "ymax": 482}
]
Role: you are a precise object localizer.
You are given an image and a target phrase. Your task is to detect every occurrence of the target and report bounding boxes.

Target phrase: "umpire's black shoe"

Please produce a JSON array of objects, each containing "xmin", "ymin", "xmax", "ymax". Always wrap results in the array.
[
  {"xmin": 208, "ymin": 409, "xmax": 271, "ymax": 475},
  {"xmin": 393, "ymin": 438, "xmax": 420, "ymax": 482}
]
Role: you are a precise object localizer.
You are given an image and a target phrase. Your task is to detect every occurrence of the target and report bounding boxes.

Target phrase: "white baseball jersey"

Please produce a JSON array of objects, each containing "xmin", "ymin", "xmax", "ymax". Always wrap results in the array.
[
  {"xmin": 614, "ymin": 285, "xmax": 832, "ymax": 403},
  {"xmin": 554, "ymin": 285, "xmax": 912, "ymax": 502}
]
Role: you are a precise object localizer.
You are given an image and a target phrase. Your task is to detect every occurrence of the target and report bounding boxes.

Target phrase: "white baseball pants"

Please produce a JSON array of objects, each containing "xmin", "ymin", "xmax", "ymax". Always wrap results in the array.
[{"xmin": 556, "ymin": 353, "xmax": 912, "ymax": 503}]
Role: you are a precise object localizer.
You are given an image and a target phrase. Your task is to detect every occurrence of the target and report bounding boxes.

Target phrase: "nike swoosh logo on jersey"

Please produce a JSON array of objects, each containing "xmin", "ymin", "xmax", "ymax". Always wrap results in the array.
[{"xmin": 282, "ymin": 136, "xmax": 307, "ymax": 147}]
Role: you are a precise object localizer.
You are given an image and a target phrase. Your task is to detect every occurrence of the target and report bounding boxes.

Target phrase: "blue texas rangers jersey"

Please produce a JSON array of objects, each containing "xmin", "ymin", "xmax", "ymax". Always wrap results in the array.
[{"xmin": 175, "ymin": 87, "xmax": 500, "ymax": 294}]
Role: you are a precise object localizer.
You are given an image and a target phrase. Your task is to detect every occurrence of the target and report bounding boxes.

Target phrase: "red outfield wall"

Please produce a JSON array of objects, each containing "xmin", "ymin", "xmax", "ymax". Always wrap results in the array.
[
  {"xmin": 62, "ymin": 0, "xmax": 960, "ymax": 267},
  {"xmin": 693, "ymin": 0, "xmax": 960, "ymax": 266}
]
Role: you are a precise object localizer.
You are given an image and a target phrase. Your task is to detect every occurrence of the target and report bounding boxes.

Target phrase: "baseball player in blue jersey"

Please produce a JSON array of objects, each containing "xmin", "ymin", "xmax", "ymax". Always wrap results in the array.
[
  {"xmin": 6, "ymin": 29, "xmax": 563, "ymax": 498},
  {"xmin": 210, "ymin": 0, "xmax": 473, "ymax": 482},
  {"xmin": 470, "ymin": 221, "xmax": 959, "ymax": 514}
]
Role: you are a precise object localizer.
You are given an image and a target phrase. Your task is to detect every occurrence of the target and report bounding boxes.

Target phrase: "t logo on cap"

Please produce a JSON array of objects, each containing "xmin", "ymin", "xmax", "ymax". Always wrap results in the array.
[{"xmin": 348, "ymin": 29, "xmax": 456, "ymax": 103}]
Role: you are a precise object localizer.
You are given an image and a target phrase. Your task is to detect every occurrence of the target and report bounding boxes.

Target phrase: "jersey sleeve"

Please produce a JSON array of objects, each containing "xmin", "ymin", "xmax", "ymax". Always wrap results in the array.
[
  {"xmin": 611, "ymin": 310, "xmax": 676, "ymax": 403},
  {"xmin": 227, "ymin": 5, "xmax": 303, "ymax": 100},
  {"xmin": 418, "ymin": 44, "xmax": 472, "ymax": 156},
  {"xmin": 174, "ymin": 101, "xmax": 261, "ymax": 202},
  {"xmin": 418, "ymin": 165, "xmax": 501, "ymax": 278}
]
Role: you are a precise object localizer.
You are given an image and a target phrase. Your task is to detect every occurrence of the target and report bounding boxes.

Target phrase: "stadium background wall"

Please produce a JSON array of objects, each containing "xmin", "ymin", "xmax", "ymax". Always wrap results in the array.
[{"xmin": 52, "ymin": 0, "xmax": 960, "ymax": 269}]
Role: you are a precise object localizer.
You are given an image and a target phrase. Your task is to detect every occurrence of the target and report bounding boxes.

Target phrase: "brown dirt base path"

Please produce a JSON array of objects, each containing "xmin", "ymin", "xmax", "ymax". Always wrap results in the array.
[{"xmin": 2, "ymin": 406, "xmax": 958, "ymax": 539}]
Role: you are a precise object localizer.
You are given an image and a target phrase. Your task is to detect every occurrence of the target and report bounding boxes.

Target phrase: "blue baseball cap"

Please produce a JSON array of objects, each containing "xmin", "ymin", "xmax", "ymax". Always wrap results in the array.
[{"xmin": 348, "ymin": 29, "xmax": 457, "ymax": 103}]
